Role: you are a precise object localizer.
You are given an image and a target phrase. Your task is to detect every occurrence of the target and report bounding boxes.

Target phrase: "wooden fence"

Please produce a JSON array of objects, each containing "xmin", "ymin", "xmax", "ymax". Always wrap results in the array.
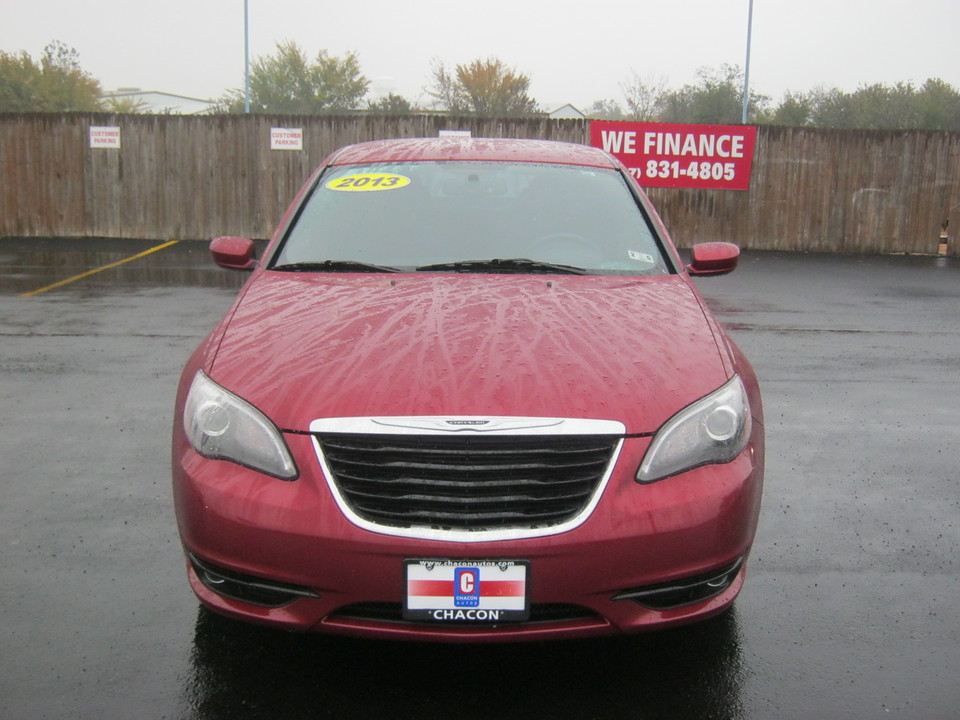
[{"xmin": 1, "ymin": 113, "xmax": 957, "ymax": 255}]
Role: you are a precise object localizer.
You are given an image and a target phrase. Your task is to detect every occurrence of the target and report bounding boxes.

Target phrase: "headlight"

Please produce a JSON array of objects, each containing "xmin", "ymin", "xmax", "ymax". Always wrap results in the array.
[
  {"xmin": 636, "ymin": 375, "xmax": 751, "ymax": 483},
  {"xmin": 183, "ymin": 371, "xmax": 298, "ymax": 480}
]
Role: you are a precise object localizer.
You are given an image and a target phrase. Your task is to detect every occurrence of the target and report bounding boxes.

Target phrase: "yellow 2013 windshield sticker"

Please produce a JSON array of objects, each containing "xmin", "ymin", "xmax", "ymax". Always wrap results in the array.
[{"xmin": 326, "ymin": 173, "xmax": 410, "ymax": 192}]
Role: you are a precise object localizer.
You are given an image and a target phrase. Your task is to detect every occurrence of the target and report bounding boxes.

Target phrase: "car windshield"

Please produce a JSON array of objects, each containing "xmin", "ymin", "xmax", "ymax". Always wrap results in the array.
[{"xmin": 271, "ymin": 161, "xmax": 671, "ymax": 275}]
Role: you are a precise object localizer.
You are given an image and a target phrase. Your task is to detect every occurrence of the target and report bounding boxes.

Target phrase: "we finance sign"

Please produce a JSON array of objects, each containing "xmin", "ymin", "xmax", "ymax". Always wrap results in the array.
[{"xmin": 591, "ymin": 121, "xmax": 757, "ymax": 191}]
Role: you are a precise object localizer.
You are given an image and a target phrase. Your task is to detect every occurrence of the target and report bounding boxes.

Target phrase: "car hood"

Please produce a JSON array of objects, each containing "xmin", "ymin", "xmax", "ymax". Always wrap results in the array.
[{"xmin": 207, "ymin": 272, "xmax": 729, "ymax": 434}]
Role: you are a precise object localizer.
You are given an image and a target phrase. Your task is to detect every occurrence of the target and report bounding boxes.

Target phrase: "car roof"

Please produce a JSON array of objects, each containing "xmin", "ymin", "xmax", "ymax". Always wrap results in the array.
[{"xmin": 327, "ymin": 137, "xmax": 620, "ymax": 169}]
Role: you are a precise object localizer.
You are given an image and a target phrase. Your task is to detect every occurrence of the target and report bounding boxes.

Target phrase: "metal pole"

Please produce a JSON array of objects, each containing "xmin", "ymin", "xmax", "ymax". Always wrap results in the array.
[
  {"xmin": 244, "ymin": 0, "xmax": 251, "ymax": 113},
  {"xmin": 742, "ymin": 0, "xmax": 754, "ymax": 124}
]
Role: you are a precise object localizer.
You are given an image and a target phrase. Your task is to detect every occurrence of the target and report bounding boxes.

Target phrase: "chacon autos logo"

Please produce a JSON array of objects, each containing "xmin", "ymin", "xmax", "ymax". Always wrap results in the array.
[{"xmin": 445, "ymin": 420, "xmax": 491, "ymax": 426}]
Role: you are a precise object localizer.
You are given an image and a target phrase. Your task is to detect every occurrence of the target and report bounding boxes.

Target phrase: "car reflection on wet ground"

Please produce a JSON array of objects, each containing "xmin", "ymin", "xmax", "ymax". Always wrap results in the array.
[{"xmin": 1, "ymin": 237, "xmax": 958, "ymax": 719}]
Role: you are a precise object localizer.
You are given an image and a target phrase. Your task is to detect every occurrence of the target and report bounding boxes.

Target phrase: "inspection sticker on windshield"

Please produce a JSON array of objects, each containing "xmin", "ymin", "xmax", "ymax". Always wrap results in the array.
[
  {"xmin": 628, "ymin": 249, "xmax": 656, "ymax": 264},
  {"xmin": 403, "ymin": 560, "xmax": 530, "ymax": 622},
  {"xmin": 326, "ymin": 173, "xmax": 410, "ymax": 192}
]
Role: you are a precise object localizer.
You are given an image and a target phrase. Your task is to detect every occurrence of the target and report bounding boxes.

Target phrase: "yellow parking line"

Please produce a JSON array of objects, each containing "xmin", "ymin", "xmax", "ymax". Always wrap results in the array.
[{"xmin": 20, "ymin": 240, "xmax": 180, "ymax": 297}]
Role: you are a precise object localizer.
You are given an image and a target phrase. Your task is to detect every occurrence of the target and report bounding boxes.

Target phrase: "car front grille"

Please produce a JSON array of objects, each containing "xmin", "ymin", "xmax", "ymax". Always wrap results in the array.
[{"xmin": 315, "ymin": 432, "xmax": 620, "ymax": 535}]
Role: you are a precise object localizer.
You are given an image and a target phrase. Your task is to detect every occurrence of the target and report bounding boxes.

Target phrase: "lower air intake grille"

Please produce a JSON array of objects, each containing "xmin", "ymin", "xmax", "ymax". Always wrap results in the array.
[
  {"xmin": 332, "ymin": 602, "xmax": 599, "ymax": 625},
  {"xmin": 316, "ymin": 433, "xmax": 619, "ymax": 532}
]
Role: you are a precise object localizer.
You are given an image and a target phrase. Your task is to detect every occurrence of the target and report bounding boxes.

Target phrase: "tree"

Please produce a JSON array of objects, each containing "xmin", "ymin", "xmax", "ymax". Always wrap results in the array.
[
  {"xmin": 585, "ymin": 98, "xmax": 626, "ymax": 120},
  {"xmin": 619, "ymin": 72, "xmax": 668, "ymax": 121},
  {"xmin": 769, "ymin": 91, "xmax": 814, "ymax": 126},
  {"xmin": 915, "ymin": 78, "xmax": 960, "ymax": 132},
  {"xmin": 807, "ymin": 83, "xmax": 909, "ymax": 129},
  {"xmin": 803, "ymin": 86, "xmax": 852, "ymax": 128},
  {"xmin": 660, "ymin": 64, "xmax": 768, "ymax": 124},
  {"xmin": 367, "ymin": 93, "xmax": 412, "ymax": 115},
  {"xmin": 220, "ymin": 40, "xmax": 368, "ymax": 113},
  {"xmin": 0, "ymin": 41, "xmax": 102, "ymax": 112},
  {"xmin": 769, "ymin": 79, "xmax": 960, "ymax": 131},
  {"xmin": 427, "ymin": 58, "xmax": 538, "ymax": 116}
]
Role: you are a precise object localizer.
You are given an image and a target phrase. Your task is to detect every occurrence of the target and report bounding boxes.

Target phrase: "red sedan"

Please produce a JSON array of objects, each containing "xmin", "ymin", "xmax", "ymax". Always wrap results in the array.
[{"xmin": 172, "ymin": 137, "xmax": 764, "ymax": 641}]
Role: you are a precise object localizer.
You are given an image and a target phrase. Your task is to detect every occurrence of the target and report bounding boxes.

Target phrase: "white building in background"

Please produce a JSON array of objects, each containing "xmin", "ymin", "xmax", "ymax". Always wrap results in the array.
[
  {"xmin": 547, "ymin": 104, "xmax": 586, "ymax": 120},
  {"xmin": 100, "ymin": 89, "xmax": 217, "ymax": 115}
]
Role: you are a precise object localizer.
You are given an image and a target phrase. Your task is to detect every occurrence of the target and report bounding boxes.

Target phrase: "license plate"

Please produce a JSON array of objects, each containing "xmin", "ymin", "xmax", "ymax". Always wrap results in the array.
[{"xmin": 403, "ymin": 559, "xmax": 530, "ymax": 622}]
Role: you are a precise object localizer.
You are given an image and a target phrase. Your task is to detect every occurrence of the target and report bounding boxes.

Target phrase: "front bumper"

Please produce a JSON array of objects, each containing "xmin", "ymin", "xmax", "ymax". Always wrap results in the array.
[{"xmin": 173, "ymin": 432, "xmax": 763, "ymax": 642}]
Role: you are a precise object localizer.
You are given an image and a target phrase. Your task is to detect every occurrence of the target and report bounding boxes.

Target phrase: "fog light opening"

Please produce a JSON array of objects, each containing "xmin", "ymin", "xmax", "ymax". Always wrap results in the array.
[
  {"xmin": 189, "ymin": 554, "xmax": 320, "ymax": 608},
  {"xmin": 612, "ymin": 558, "xmax": 743, "ymax": 610}
]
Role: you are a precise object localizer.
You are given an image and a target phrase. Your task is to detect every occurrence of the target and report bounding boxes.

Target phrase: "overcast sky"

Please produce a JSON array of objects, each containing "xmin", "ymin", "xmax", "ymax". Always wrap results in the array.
[{"xmin": 2, "ymin": 0, "xmax": 958, "ymax": 110}]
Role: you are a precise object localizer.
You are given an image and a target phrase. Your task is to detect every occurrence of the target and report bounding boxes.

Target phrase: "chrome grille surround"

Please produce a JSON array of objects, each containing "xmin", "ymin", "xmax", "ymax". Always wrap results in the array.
[{"xmin": 310, "ymin": 417, "xmax": 625, "ymax": 542}]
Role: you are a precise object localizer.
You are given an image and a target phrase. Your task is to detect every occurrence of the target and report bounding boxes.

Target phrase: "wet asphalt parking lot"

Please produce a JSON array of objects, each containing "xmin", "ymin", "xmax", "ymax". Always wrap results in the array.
[{"xmin": 1, "ymin": 237, "xmax": 958, "ymax": 720}]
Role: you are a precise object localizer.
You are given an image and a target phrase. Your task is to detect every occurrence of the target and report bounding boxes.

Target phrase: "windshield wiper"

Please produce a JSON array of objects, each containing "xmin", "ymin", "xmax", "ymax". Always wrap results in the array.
[
  {"xmin": 416, "ymin": 258, "xmax": 587, "ymax": 275},
  {"xmin": 272, "ymin": 260, "xmax": 402, "ymax": 273}
]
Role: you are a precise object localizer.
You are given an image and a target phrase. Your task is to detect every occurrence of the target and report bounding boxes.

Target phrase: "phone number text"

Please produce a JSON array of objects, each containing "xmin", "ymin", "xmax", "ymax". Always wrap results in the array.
[{"xmin": 630, "ymin": 161, "xmax": 737, "ymax": 182}]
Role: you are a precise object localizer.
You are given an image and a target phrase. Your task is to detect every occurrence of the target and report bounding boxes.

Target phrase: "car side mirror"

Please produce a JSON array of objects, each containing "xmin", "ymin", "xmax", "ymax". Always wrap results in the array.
[
  {"xmin": 210, "ymin": 236, "xmax": 256, "ymax": 271},
  {"xmin": 687, "ymin": 242, "xmax": 740, "ymax": 277}
]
